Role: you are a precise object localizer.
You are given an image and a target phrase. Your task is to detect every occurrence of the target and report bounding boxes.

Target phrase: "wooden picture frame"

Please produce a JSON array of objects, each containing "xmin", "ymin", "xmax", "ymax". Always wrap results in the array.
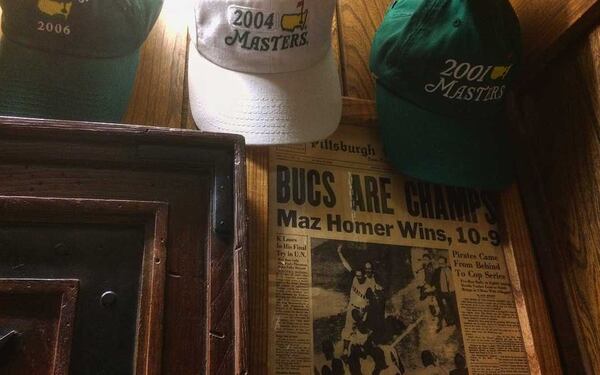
[
  {"xmin": 0, "ymin": 197, "xmax": 168, "ymax": 374},
  {"xmin": 0, "ymin": 278, "xmax": 79, "ymax": 375},
  {"xmin": 0, "ymin": 117, "xmax": 248, "ymax": 374}
]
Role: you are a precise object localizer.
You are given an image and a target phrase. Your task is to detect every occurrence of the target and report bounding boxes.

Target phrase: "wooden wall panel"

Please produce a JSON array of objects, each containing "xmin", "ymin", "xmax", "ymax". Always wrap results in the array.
[
  {"xmin": 510, "ymin": 26, "xmax": 600, "ymax": 373},
  {"xmin": 500, "ymin": 186, "xmax": 563, "ymax": 374},
  {"xmin": 245, "ymin": 147, "xmax": 270, "ymax": 373},
  {"xmin": 509, "ymin": 0, "xmax": 600, "ymax": 75},
  {"xmin": 336, "ymin": 0, "xmax": 389, "ymax": 99},
  {"xmin": 123, "ymin": 0, "xmax": 188, "ymax": 128},
  {"xmin": 1, "ymin": 1, "xmax": 573, "ymax": 373}
]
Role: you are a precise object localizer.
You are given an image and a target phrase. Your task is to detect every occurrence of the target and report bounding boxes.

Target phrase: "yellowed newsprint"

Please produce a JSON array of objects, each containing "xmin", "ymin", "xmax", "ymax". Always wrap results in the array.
[{"xmin": 268, "ymin": 124, "xmax": 530, "ymax": 375}]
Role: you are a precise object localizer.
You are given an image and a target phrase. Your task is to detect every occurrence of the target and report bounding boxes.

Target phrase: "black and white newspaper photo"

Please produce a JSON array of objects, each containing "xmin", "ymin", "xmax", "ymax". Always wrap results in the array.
[{"xmin": 311, "ymin": 239, "xmax": 466, "ymax": 375}]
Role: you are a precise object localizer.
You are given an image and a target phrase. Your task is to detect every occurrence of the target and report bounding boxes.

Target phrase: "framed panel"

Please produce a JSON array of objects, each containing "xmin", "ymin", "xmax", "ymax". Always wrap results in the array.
[
  {"xmin": 0, "ymin": 117, "xmax": 248, "ymax": 375},
  {"xmin": 0, "ymin": 279, "xmax": 78, "ymax": 375},
  {"xmin": 0, "ymin": 197, "xmax": 167, "ymax": 374}
]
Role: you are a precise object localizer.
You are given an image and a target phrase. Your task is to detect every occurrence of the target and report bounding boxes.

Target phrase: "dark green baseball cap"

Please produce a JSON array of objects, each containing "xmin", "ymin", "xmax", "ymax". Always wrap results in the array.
[
  {"xmin": 370, "ymin": 0, "xmax": 521, "ymax": 190},
  {"xmin": 0, "ymin": 0, "xmax": 163, "ymax": 123}
]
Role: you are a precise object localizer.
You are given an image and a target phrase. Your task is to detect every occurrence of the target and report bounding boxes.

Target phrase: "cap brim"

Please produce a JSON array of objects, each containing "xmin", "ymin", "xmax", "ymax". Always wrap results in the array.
[
  {"xmin": 0, "ymin": 36, "xmax": 139, "ymax": 123},
  {"xmin": 188, "ymin": 46, "xmax": 342, "ymax": 145},
  {"xmin": 376, "ymin": 84, "xmax": 513, "ymax": 190}
]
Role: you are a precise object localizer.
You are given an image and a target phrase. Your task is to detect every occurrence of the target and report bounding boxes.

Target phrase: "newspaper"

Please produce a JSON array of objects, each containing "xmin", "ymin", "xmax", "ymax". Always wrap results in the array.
[{"xmin": 268, "ymin": 124, "xmax": 530, "ymax": 375}]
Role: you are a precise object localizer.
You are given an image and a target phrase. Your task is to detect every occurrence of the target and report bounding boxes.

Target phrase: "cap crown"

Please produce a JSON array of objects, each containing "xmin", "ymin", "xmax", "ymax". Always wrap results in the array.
[
  {"xmin": 193, "ymin": 0, "xmax": 335, "ymax": 74},
  {"xmin": 0, "ymin": 0, "xmax": 163, "ymax": 58},
  {"xmin": 370, "ymin": 0, "xmax": 521, "ymax": 120}
]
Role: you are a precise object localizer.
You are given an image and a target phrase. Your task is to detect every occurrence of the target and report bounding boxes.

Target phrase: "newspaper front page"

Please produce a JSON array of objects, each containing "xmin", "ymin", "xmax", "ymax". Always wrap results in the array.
[{"xmin": 268, "ymin": 124, "xmax": 530, "ymax": 375}]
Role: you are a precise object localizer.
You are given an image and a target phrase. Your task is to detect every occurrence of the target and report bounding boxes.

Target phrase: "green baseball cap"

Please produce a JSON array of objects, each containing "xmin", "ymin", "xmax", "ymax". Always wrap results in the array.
[
  {"xmin": 370, "ymin": 0, "xmax": 521, "ymax": 190},
  {"xmin": 0, "ymin": 0, "xmax": 163, "ymax": 123}
]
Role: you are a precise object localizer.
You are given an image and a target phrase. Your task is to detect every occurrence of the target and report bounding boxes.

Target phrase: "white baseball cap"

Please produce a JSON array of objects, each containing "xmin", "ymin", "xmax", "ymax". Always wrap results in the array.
[{"xmin": 188, "ymin": 0, "xmax": 342, "ymax": 145}]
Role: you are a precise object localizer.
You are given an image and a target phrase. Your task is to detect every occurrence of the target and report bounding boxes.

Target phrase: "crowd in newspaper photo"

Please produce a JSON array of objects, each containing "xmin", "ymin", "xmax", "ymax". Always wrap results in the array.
[{"xmin": 311, "ymin": 239, "xmax": 468, "ymax": 375}]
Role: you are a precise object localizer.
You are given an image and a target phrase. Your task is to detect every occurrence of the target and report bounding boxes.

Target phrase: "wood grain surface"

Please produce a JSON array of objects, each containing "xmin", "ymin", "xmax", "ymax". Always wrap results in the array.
[
  {"xmin": 123, "ymin": 0, "xmax": 189, "ymax": 128},
  {"xmin": 336, "ymin": 0, "xmax": 388, "ymax": 99},
  {"xmin": 0, "ymin": 279, "xmax": 79, "ymax": 375},
  {"xmin": 0, "ymin": 118, "xmax": 248, "ymax": 374},
  {"xmin": 3, "ymin": 0, "xmax": 590, "ymax": 373},
  {"xmin": 509, "ymin": 0, "xmax": 600, "ymax": 77},
  {"xmin": 499, "ymin": 186, "xmax": 563, "ymax": 374},
  {"xmin": 245, "ymin": 146, "xmax": 270, "ymax": 372},
  {"xmin": 509, "ymin": 25, "xmax": 600, "ymax": 372},
  {"xmin": 0, "ymin": 197, "xmax": 169, "ymax": 375}
]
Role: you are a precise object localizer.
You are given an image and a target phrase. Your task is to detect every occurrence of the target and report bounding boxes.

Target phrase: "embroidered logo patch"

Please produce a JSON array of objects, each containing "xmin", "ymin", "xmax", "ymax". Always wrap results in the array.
[
  {"xmin": 37, "ymin": 0, "xmax": 73, "ymax": 19},
  {"xmin": 225, "ymin": 1, "xmax": 309, "ymax": 52}
]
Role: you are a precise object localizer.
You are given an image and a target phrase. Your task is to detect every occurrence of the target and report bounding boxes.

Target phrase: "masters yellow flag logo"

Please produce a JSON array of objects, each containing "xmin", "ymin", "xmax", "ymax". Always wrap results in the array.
[
  {"xmin": 38, "ymin": 0, "xmax": 73, "ymax": 19},
  {"xmin": 281, "ymin": 0, "xmax": 308, "ymax": 32},
  {"xmin": 491, "ymin": 65, "xmax": 512, "ymax": 80}
]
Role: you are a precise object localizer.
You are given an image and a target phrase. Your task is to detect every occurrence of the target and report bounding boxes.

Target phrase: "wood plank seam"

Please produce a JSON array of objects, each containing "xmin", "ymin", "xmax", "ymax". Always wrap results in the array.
[{"xmin": 336, "ymin": 2, "xmax": 350, "ymax": 97}]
